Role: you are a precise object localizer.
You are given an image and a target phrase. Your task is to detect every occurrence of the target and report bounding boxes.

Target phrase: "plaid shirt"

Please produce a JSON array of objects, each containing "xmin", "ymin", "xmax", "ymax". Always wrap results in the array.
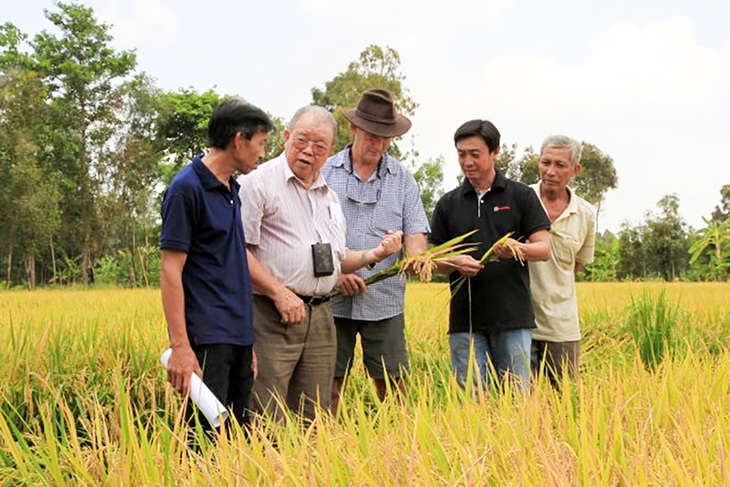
[{"xmin": 322, "ymin": 146, "xmax": 430, "ymax": 321}]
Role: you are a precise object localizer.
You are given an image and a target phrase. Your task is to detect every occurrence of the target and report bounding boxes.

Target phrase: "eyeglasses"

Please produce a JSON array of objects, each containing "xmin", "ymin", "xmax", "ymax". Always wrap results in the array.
[{"xmin": 291, "ymin": 135, "xmax": 330, "ymax": 157}]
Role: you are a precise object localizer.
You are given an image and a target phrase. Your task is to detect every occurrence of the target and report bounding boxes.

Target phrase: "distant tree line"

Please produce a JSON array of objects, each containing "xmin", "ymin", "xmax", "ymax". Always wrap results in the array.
[{"xmin": 1, "ymin": 3, "xmax": 728, "ymax": 288}]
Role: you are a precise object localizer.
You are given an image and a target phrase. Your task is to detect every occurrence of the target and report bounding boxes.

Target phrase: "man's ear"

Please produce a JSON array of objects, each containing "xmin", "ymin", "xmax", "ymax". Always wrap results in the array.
[
  {"xmin": 573, "ymin": 163, "xmax": 582, "ymax": 177},
  {"xmin": 283, "ymin": 129, "xmax": 291, "ymax": 141}
]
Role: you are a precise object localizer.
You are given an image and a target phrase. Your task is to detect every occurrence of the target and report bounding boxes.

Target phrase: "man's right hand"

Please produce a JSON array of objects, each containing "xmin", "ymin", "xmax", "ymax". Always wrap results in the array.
[
  {"xmin": 443, "ymin": 255, "xmax": 484, "ymax": 277},
  {"xmin": 335, "ymin": 273, "xmax": 368, "ymax": 296},
  {"xmin": 272, "ymin": 287, "xmax": 306, "ymax": 325},
  {"xmin": 166, "ymin": 346, "xmax": 202, "ymax": 396}
]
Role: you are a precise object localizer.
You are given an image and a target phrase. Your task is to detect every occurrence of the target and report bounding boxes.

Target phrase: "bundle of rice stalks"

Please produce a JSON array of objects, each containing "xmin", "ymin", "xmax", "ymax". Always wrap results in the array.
[
  {"xmin": 328, "ymin": 230, "xmax": 479, "ymax": 297},
  {"xmin": 478, "ymin": 232, "xmax": 526, "ymax": 265},
  {"xmin": 449, "ymin": 232, "xmax": 527, "ymax": 296}
]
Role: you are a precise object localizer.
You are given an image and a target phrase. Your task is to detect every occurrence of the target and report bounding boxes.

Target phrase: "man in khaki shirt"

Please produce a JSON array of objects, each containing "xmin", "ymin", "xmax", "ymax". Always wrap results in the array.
[{"xmin": 529, "ymin": 135, "xmax": 596, "ymax": 387}]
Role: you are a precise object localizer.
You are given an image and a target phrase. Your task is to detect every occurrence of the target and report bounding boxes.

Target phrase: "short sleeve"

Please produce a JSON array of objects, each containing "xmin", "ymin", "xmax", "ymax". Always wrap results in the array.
[
  {"xmin": 238, "ymin": 174, "xmax": 264, "ymax": 246},
  {"xmin": 521, "ymin": 188, "xmax": 551, "ymax": 237},
  {"xmin": 576, "ymin": 204, "xmax": 597, "ymax": 264},
  {"xmin": 403, "ymin": 170, "xmax": 431, "ymax": 237},
  {"xmin": 160, "ymin": 188, "xmax": 195, "ymax": 252},
  {"xmin": 429, "ymin": 198, "xmax": 449, "ymax": 245}
]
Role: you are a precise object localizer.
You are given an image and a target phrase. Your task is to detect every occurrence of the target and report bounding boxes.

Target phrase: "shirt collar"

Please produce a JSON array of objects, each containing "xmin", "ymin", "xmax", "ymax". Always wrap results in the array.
[
  {"xmin": 329, "ymin": 144, "xmax": 399, "ymax": 179},
  {"xmin": 279, "ymin": 152, "xmax": 328, "ymax": 190},
  {"xmin": 535, "ymin": 181, "xmax": 579, "ymax": 214},
  {"xmin": 193, "ymin": 155, "xmax": 236, "ymax": 191},
  {"xmin": 460, "ymin": 169, "xmax": 506, "ymax": 196}
]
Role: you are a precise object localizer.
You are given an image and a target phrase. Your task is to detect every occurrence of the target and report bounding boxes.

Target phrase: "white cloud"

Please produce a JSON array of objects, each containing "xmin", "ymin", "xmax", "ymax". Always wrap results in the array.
[{"xmin": 406, "ymin": 15, "xmax": 730, "ymax": 231}]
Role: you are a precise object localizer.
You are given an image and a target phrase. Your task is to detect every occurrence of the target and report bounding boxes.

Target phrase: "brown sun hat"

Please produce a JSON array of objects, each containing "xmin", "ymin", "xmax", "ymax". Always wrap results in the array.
[{"xmin": 342, "ymin": 88, "xmax": 412, "ymax": 137}]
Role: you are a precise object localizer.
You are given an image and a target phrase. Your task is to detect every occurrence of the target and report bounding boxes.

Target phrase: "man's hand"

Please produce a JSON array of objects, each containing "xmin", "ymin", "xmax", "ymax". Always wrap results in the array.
[
  {"xmin": 442, "ymin": 255, "xmax": 484, "ymax": 277},
  {"xmin": 252, "ymin": 350, "xmax": 258, "ymax": 380},
  {"xmin": 335, "ymin": 273, "xmax": 368, "ymax": 296},
  {"xmin": 372, "ymin": 230, "xmax": 404, "ymax": 261},
  {"xmin": 492, "ymin": 238, "xmax": 522, "ymax": 260},
  {"xmin": 272, "ymin": 286, "xmax": 306, "ymax": 325},
  {"xmin": 166, "ymin": 346, "xmax": 202, "ymax": 396}
]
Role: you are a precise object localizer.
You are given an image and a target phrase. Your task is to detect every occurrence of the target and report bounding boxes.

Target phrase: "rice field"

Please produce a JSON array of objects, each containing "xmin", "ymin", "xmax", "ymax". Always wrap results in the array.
[{"xmin": 1, "ymin": 282, "xmax": 729, "ymax": 485}]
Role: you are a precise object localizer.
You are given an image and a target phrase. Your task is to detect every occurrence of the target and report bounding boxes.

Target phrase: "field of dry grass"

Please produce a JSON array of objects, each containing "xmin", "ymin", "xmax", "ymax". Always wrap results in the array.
[{"xmin": 1, "ymin": 283, "xmax": 729, "ymax": 485}]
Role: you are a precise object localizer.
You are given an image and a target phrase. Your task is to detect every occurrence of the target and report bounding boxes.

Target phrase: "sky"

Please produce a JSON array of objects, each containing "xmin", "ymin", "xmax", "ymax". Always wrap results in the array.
[{"xmin": 4, "ymin": 0, "xmax": 730, "ymax": 232}]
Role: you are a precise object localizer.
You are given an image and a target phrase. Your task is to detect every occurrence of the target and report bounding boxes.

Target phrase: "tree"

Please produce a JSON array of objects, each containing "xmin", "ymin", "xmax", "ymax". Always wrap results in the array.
[
  {"xmin": 688, "ymin": 217, "xmax": 730, "ymax": 281},
  {"xmin": 494, "ymin": 142, "xmax": 539, "ymax": 183},
  {"xmin": 711, "ymin": 184, "xmax": 730, "ymax": 223},
  {"xmin": 584, "ymin": 230, "xmax": 619, "ymax": 281},
  {"xmin": 0, "ymin": 67, "xmax": 60, "ymax": 288},
  {"xmin": 158, "ymin": 88, "xmax": 223, "ymax": 183},
  {"xmin": 617, "ymin": 222, "xmax": 647, "ymax": 280},
  {"xmin": 572, "ymin": 142, "xmax": 618, "ymax": 216},
  {"xmin": 412, "ymin": 156, "xmax": 445, "ymax": 221},
  {"xmin": 643, "ymin": 194, "xmax": 689, "ymax": 281},
  {"xmin": 27, "ymin": 2, "xmax": 138, "ymax": 284},
  {"xmin": 311, "ymin": 45, "xmax": 417, "ymax": 156}
]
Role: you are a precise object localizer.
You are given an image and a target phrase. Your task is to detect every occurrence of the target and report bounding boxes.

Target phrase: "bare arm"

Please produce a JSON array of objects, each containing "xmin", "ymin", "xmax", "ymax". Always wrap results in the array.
[
  {"xmin": 574, "ymin": 262, "xmax": 585, "ymax": 276},
  {"xmin": 160, "ymin": 249, "xmax": 202, "ymax": 395},
  {"xmin": 404, "ymin": 233, "xmax": 428, "ymax": 256},
  {"xmin": 246, "ymin": 246, "xmax": 305, "ymax": 325},
  {"xmin": 336, "ymin": 232, "xmax": 427, "ymax": 295},
  {"xmin": 340, "ymin": 230, "xmax": 404, "ymax": 273}
]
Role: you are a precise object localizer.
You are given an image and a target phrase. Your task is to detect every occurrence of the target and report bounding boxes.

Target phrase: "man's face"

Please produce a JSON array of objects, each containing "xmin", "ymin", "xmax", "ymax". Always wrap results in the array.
[
  {"xmin": 284, "ymin": 115, "xmax": 334, "ymax": 184},
  {"xmin": 538, "ymin": 146, "xmax": 580, "ymax": 192},
  {"xmin": 235, "ymin": 131, "xmax": 268, "ymax": 175},
  {"xmin": 351, "ymin": 125, "xmax": 391, "ymax": 166},
  {"xmin": 456, "ymin": 136, "xmax": 498, "ymax": 183}
]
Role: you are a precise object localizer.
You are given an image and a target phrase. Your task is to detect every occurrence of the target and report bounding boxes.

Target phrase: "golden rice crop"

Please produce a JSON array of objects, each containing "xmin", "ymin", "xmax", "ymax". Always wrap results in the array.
[{"xmin": 1, "ymin": 283, "xmax": 729, "ymax": 485}]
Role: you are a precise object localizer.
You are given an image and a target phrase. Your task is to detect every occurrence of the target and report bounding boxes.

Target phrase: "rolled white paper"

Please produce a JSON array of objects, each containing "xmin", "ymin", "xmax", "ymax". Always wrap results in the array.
[{"xmin": 160, "ymin": 348, "xmax": 229, "ymax": 428}]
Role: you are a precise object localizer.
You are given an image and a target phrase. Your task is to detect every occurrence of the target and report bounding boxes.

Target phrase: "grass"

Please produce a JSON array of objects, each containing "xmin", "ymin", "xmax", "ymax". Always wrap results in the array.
[{"xmin": 1, "ymin": 283, "xmax": 729, "ymax": 485}]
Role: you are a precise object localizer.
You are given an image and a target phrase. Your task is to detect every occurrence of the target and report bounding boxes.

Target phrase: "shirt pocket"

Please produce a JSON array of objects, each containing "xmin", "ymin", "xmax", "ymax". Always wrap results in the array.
[
  {"xmin": 370, "ymin": 202, "xmax": 403, "ymax": 235},
  {"xmin": 551, "ymin": 231, "xmax": 582, "ymax": 272}
]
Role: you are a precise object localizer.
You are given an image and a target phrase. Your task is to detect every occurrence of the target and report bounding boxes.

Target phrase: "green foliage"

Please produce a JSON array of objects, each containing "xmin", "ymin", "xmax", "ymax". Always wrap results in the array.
[
  {"xmin": 617, "ymin": 194, "xmax": 690, "ymax": 281},
  {"xmin": 158, "ymin": 87, "xmax": 223, "ymax": 182},
  {"xmin": 644, "ymin": 194, "xmax": 689, "ymax": 281},
  {"xmin": 687, "ymin": 217, "xmax": 730, "ymax": 281},
  {"xmin": 412, "ymin": 156, "xmax": 445, "ymax": 221},
  {"xmin": 624, "ymin": 291, "xmax": 681, "ymax": 370},
  {"xmin": 711, "ymin": 184, "xmax": 730, "ymax": 223},
  {"xmin": 583, "ymin": 231, "xmax": 619, "ymax": 281},
  {"xmin": 264, "ymin": 114, "xmax": 287, "ymax": 161},
  {"xmin": 311, "ymin": 44, "xmax": 417, "ymax": 157},
  {"xmin": 494, "ymin": 143, "xmax": 538, "ymax": 183},
  {"xmin": 571, "ymin": 142, "xmax": 618, "ymax": 211}
]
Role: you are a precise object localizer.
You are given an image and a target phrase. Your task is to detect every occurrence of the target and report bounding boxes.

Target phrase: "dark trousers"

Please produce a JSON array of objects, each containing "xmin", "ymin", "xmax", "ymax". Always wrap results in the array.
[
  {"xmin": 530, "ymin": 339, "xmax": 580, "ymax": 389},
  {"xmin": 188, "ymin": 343, "xmax": 254, "ymax": 432}
]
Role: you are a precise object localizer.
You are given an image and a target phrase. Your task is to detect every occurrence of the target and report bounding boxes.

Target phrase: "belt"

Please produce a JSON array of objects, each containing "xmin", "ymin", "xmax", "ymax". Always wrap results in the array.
[{"xmin": 295, "ymin": 293, "xmax": 331, "ymax": 306}]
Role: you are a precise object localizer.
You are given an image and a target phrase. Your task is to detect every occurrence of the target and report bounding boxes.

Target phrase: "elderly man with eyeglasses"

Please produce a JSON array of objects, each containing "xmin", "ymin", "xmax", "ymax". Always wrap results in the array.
[
  {"xmin": 238, "ymin": 105, "xmax": 402, "ymax": 422},
  {"xmin": 322, "ymin": 89, "xmax": 430, "ymax": 412}
]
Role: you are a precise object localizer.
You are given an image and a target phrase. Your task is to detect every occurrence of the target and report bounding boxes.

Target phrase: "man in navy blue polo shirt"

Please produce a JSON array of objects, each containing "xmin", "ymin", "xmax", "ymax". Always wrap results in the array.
[
  {"xmin": 430, "ymin": 119, "xmax": 551, "ymax": 393},
  {"xmin": 160, "ymin": 97, "xmax": 274, "ymax": 430}
]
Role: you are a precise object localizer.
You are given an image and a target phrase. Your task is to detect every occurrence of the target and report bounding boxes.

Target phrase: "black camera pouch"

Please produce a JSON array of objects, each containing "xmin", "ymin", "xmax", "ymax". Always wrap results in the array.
[{"xmin": 311, "ymin": 242, "xmax": 335, "ymax": 277}]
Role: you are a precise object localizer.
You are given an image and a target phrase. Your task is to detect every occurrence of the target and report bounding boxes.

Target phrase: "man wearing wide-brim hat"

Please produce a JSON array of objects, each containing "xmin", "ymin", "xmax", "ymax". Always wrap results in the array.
[{"xmin": 322, "ymin": 89, "xmax": 430, "ymax": 412}]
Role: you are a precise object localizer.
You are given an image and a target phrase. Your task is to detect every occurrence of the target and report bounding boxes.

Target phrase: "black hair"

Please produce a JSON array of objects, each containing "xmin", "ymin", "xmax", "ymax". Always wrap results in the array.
[
  {"xmin": 207, "ymin": 97, "xmax": 275, "ymax": 149},
  {"xmin": 453, "ymin": 119, "xmax": 501, "ymax": 153}
]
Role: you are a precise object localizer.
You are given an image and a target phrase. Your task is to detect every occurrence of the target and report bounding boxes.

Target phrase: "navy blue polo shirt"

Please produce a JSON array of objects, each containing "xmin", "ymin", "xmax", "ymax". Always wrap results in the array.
[
  {"xmin": 430, "ymin": 171, "xmax": 550, "ymax": 334},
  {"xmin": 160, "ymin": 155, "xmax": 254, "ymax": 347}
]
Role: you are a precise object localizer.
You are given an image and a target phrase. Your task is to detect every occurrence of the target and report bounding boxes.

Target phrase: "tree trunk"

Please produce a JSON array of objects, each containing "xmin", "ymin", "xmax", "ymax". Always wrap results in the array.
[
  {"xmin": 129, "ymin": 227, "xmax": 137, "ymax": 286},
  {"xmin": 24, "ymin": 253, "xmax": 36, "ymax": 290},
  {"xmin": 5, "ymin": 246, "xmax": 12, "ymax": 289},
  {"xmin": 50, "ymin": 236, "xmax": 57, "ymax": 282}
]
